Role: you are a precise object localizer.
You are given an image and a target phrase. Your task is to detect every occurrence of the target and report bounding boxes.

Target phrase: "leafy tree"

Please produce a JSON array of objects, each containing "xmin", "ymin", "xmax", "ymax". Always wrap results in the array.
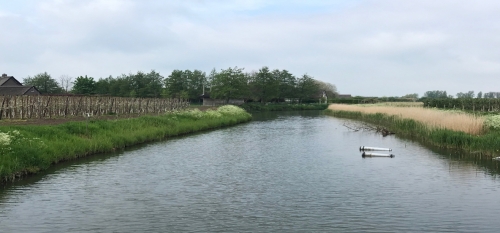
[
  {"xmin": 110, "ymin": 75, "xmax": 133, "ymax": 97},
  {"xmin": 186, "ymin": 70, "xmax": 206, "ymax": 102},
  {"xmin": 72, "ymin": 75, "xmax": 96, "ymax": 95},
  {"xmin": 95, "ymin": 76, "xmax": 113, "ymax": 95},
  {"xmin": 248, "ymin": 66, "xmax": 281, "ymax": 103},
  {"xmin": 402, "ymin": 93, "xmax": 419, "ymax": 99},
  {"xmin": 484, "ymin": 92, "xmax": 500, "ymax": 98},
  {"xmin": 211, "ymin": 67, "xmax": 248, "ymax": 102},
  {"xmin": 23, "ymin": 72, "xmax": 64, "ymax": 94},
  {"xmin": 456, "ymin": 91, "xmax": 474, "ymax": 98},
  {"xmin": 296, "ymin": 74, "xmax": 320, "ymax": 103},
  {"xmin": 129, "ymin": 70, "xmax": 164, "ymax": 98},
  {"xmin": 276, "ymin": 69, "xmax": 297, "ymax": 102},
  {"xmin": 164, "ymin": 70, "xmax": 188, "ymax": 98},
  {"xmin": 477, "ymin": 91, "xmax": 482, "ymax": 99},
  {"xmin": 424, "ymin": 90, "xmax": 448, "ymax": 98}
]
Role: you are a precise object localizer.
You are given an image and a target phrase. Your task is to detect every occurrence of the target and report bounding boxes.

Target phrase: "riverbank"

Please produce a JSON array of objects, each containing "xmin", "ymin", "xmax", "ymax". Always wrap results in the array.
[
  {"xmin": 0, "ymin": 105, "xmax": 252, "ymax": 183},
  {"xmin": 240, "ymin": 103, "xmax": 328, "ymax": 111},
  {"xmin": 325, "ymin": 104, "xmax": 500, "ymax": 158}
]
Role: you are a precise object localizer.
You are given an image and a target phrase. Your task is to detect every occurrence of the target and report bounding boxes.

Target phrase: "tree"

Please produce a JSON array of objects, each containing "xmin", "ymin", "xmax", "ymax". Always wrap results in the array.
[
  {"xmin": 59, "ymin": 75, "xmax": 73, "ymax": 93},
  {"xmin": 72, "ymin": 75, "xmax": 96, "ymax": 95},
  {"xmin": 164, "ymin": 70, "xmax": 188, "ymax": 98},
  {"xmin": 276, "ymin": 69, "xmax": 297, "ymax": 102},
  {"xmin": 456, "ymin": 91, "xmax": 474, "ymax": 98},
  {"xmin": 23, "ymin": 72, "xmax": 63, "ymax": 94},
  {"xmin": 248, "ymin": 66, "xmax": 280, "ymax": 103},
  {"xmin": 211, "ymin": 67, "xmax": 248, "ymax": 102},
  {"xmin": 402, "ymin": 93, "xmax": 419, "ymax": 99},
  {"xmin": 423, "ymin": 90, "xmax": 448, "ymax": 98},
  {"xmin": 477, "ymin": 91, "xmax": 483, "ymax": 99},
  {"xmin": 185, "ymin": 70, "xmax": 206, "ymax": 101},
  {"xmin": 296, "ymin": 74, "xmax": 320, "ymax": 103},
  {"xmin": 315, "ymin": 80, "xmax": 338, "ymax": 99},
  {"xmin": 95, "ymin": 76, "xmax": 113, "ymax": 96},
  {"xmin": 129, "ymin": 70, "xmax": 164, "ymax": 98}
]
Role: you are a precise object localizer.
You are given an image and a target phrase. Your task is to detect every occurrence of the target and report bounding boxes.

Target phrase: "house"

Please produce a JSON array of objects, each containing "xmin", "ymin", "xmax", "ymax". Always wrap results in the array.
[
  {"xmin": 200, "ymin": 93, "xmax": 245, "ymax": 106},
  {"xmin": 0, "ymin": 73, "xmax": 40, "ymax": 95}
]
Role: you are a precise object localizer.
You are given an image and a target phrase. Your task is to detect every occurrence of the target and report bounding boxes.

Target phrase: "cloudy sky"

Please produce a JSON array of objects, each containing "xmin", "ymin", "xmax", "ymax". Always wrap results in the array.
[{"xmin": 1, "ymin": 0, "xmax": 499, "ymax": 97}]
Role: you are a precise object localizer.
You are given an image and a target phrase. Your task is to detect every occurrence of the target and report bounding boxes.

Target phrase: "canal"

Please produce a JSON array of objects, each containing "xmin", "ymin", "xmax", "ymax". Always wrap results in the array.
[{"xmin": 1, "ymin": 111, "xmax": 500, "ymax": 232}]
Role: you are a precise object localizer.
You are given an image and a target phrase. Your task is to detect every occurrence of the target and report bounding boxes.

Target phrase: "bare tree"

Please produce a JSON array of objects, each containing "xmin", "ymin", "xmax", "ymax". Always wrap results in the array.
[{"xmin": 59, "ymin": 75, "xmax": 73, "ymax": 93}]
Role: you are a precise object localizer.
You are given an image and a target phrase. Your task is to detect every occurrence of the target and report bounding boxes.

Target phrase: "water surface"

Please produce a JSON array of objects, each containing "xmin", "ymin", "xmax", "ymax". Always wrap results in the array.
[{"xmin": 1, "ymin": 111, "xmax": 500, "ymax": 232}]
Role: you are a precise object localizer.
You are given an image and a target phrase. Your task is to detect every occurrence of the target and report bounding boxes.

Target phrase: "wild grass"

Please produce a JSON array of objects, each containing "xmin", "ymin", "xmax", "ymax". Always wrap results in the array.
[
  {"xmin": 0, "ymin": 105, "xmax": 251, "ymax": 183},
  {"xmin": 241, "ymin": 103, "xmax": 328, "ymax": 111},
  {"xmin": 328, "ymin": 104, "xmax": 484, "ymax": 135},
  {"xmin": 357, "ymin": 102, "xmax": 424, "ymax": 108},
  {"xmin": 325, "ymin": 104, "xmax": 500, "ymax": 157}
]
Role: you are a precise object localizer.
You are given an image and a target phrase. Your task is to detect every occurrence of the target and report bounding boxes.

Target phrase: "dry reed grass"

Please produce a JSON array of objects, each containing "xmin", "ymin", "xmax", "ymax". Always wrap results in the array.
[
  {"xmin": 328, "ymin": 104, "xmax": 485, "ymax": 135},
  {"xmin": 359, "ymin": 102, "xmax": 424, "ymax": 107}
]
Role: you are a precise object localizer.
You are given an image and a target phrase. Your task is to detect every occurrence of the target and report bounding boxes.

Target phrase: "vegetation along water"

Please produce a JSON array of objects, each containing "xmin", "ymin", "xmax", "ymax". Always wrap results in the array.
[
  {"xmin": 0, "ymin": 105, "xmax": 251, "ymax": 183},
  {"xmin": 326, "ymin": 103, "xmax": 500, "ymax": 158}
]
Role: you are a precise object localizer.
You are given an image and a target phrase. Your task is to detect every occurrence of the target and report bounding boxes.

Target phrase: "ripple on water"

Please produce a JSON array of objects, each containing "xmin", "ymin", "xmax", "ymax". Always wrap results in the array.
[{"xmin": 1, "ymin": 111, "xmax": 500, "ymax": 232}]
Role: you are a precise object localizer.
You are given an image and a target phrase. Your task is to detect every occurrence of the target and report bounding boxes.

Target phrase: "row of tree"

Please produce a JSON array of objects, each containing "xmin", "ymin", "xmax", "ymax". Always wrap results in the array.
[
  {"xmin": 22, "ymin": 67, "xmax": 338, "ymax": 103},
  {"xmin": 421, "ymin": 90, "xmax": 500, "ymax": 99}
]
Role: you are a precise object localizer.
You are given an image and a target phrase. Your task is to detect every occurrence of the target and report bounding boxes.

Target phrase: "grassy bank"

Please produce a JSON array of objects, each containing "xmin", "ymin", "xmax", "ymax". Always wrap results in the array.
[
  {"xmin": 0, "ymin": 105, "xmax": 251, "ymax": 183},
  {"xmin": 325, "ymin": 104, "xmax": 500, "ymax": 157},
  {"xmin": 240, "ymin": 103, "xmax": 328, "ymax": 111}
]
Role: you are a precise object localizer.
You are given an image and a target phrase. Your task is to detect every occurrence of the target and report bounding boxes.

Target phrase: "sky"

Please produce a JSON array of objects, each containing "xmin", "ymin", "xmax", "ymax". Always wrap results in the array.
[{"xmin": 1, "ymin": 0, "xmax": 499, "ymax": 97}]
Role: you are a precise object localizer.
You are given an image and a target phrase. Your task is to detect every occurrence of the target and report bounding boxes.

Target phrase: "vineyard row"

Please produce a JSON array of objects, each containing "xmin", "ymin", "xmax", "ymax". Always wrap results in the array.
[{"xmin": 0, "ymin": 95, "xmax": 190, "ymax": 120}]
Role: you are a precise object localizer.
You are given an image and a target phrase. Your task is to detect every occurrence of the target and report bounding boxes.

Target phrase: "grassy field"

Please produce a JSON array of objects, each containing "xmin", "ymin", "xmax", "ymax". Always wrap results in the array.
[
  {"xmin": 325, "ymin": 104, "xmax": 500, "ymax": 157},
  {"xmin": 0, "ymin": 105, "xmax": 251, "ymax": 183}
]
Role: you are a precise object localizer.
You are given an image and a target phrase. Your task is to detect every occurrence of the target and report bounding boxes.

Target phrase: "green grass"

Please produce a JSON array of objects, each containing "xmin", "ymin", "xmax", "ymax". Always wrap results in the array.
[
  {"xmin": 0, "ymin": 105, "xmax": 252, "ymax": 183},
  {"xmin": 241, "ymin": 103, "xmax": 328, "ymax": 111},
  {"xmin": 325, "ymin": 109, "xmax": 500, "ymax": 157}
]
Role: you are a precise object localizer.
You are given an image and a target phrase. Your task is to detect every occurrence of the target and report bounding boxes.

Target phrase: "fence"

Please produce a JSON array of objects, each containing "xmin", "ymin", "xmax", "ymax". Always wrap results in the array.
[{"xmin": 0, "ymin": 95, "xmax": 189, "ymax": 120}]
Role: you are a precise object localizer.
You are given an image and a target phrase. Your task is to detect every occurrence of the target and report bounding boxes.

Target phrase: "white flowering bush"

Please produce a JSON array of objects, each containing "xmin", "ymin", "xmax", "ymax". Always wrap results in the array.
[
  {"xmin": 217, "ymin": 105, "xmax": 248, "ymax": 116},
  {"xmin": 485, "ymin": 115, "xmax": 500, "ymax": 130},
  {"xmin": 204, "ymin": 110, "xmax": 222, "ymax": 118},
  {"xmin": 173, "ymin": 109, "xmax": 204, "ymax": 119},
  {"xmin": 169, "ymin": 105, "xmax": 249, "ymax": 120},
  {"xmin": 0, "ymin": 132, "xmax": 12, "ymax": 147},
  {"xmin": 0, "ymin": 130, "xmax": 44, "ymax": 156}
]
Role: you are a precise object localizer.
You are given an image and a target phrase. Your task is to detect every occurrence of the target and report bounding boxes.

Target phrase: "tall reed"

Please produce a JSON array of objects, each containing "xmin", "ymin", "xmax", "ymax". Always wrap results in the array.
[
  {"xmin": 328, "ymin": 104, "xmax": 485, "ymax": 135},
  {"xmin": 325, "ymin": 104, "xmax": 500, "ymax": 157}
]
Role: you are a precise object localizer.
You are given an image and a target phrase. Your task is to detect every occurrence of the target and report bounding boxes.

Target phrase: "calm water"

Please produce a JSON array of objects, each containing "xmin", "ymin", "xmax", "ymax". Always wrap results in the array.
[{"xmin": 1, "ymin": 111, "xmax": 500, "ymax": 232}]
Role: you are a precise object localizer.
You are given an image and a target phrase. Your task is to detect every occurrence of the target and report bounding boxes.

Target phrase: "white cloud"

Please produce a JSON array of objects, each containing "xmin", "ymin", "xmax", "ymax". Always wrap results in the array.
[{"xmin": 1, "ymin": 0, "xmax": 500, "ymax": 96}]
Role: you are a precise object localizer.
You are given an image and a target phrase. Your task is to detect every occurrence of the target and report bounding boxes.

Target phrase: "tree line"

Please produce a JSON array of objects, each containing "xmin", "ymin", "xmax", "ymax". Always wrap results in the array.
[
  {"xmin": 421, "ymin": 90, "xmax": 500, "ymax": 99},
  {"xmin": 22, "ymin": 67, "xmax": 338, "ymax": 103}
]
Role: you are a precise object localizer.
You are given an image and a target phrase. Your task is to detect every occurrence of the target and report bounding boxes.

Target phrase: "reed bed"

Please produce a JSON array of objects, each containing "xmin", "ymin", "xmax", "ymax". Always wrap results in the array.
[
  {"xmin": 358, "ymin": 102, "xmax": 424, "ymax": 108},
  {"xmin": 328, "ymin": 104, "xmax": 485, "ymax": 135}
]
